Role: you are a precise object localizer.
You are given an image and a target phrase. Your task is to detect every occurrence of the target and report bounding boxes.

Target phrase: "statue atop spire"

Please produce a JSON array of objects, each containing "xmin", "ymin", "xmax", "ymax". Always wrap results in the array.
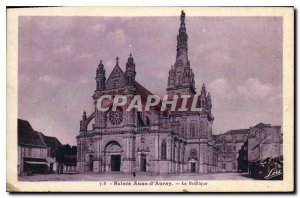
[
  {"xmin": 180, "ymin": 10, "xmax": 185, "ymax": 25},
  {"xmin": 177, "ymin": 11, "xmax": 188, "ymax": 54}
]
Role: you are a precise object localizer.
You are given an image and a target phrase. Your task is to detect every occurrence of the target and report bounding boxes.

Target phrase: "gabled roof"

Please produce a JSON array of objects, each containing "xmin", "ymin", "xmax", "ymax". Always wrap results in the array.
[
  {"xmin": 42, "ymin": 134, "xmax": 62, "ymax": 148},
  {"xmin": 18, "ymin": 119, "xmax": 47, "ymax": 147},
  {"xmin": 105, "ymin": 63, "xmax": 153, "ymax": 97},
  {"xmin": 134, "ymin": 81, "xmax": 153, "ymax": 96},
  {"xmin": 105, "ymin": 64, "xmax": 127, "ymax": 90},
  {"xmin": 18, "ymin": 119, "xmax": 62, "ymax": 148},
  {"xmin": 254, "ymin": 123, "xmax": 271, "ymax": 129}
]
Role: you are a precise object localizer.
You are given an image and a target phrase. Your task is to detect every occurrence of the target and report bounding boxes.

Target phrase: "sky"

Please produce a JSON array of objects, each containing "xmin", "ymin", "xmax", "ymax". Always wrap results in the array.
[{"xmin": 18, "ymin": 15, "xmax": 283, "ymax": 145}]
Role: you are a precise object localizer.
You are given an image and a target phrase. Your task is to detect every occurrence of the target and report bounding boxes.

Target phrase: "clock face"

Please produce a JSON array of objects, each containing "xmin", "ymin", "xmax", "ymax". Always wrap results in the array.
[{"xmin": 109, "ymin": 107, "xmax": 123, "ymax": 125}]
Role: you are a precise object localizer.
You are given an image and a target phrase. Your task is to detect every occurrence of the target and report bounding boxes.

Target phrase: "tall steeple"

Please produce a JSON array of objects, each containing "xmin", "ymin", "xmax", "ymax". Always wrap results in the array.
[
  {"xmin": 176, "ymin": 10, "xmax": 188, "ymax": 62},
  {"xmin": 167, "ymin": 10, "xmax": 195, "ymax": 97}
]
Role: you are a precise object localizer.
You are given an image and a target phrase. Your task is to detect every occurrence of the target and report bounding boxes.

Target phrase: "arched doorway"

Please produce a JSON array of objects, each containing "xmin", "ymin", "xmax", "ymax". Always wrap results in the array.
[
  {"xmin": 111, "ymin": 155, "xmax": 121, "ymax": 171},
  {"xmin": 188, "ymin": 149, "xmax": 198, "ymax": 173},
  {"xmin": 88, "ymin": 155, "xmax": 94, "ymax": 171},
  {"xmin": 105, "ymin": 141, "xmax": 122, "ymax": 172},
  {"xmin": 140, "ymin": 154, "xmax": 147, "ymax": 172}
]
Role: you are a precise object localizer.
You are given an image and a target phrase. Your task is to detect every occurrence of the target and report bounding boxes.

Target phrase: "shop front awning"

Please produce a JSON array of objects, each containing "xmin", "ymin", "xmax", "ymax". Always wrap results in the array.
[
  {"xmin": 24, "ymin": 157, "xmax": 48, "ymax": 165},
  {"xmin": 25, "ymin": 161, "xmax": 48, "ymax": 165}
]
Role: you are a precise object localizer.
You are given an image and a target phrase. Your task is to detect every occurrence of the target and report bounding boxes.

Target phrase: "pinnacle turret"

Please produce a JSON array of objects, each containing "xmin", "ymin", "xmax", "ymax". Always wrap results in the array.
[
  {"xmin": 96, "ymin": 59, "xmax": 106, "ymax": 90},
  {"xmin": 125, "ymin": 53, "xmax": 136, "ymax": 86}
]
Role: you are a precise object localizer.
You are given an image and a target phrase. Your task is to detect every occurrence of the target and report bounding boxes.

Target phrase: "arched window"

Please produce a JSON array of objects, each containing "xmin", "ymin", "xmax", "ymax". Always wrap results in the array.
[
  {"xmin": 161, "ymin": 140, "xmax": 167, "ymax": 160},
  {"xmin": 199, "ymin": 121, "xmax": 205, "ymax": 136},
  {"xmin": 144, "ymin": 116, "xmax": 150, "ymax": 126},
  {"xmin": 190, "ymin": 121, "xmax": 196, "ymax": 138}
]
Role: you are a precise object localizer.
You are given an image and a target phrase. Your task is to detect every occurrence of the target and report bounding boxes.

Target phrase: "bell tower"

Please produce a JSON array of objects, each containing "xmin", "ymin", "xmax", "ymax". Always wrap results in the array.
[
  {"xmin": 125, "ymin": 53, "xmax": 136, "ymax": 86},
  {"xmin": 167, "ymin": 10, "xmax": 196, "ymax": 97}
]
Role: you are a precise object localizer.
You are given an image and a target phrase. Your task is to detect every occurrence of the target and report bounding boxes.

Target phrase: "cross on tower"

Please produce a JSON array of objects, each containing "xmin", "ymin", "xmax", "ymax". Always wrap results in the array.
[{"xmin": 116, "ymin": 56, "xmax": 119, "ymax": 65}]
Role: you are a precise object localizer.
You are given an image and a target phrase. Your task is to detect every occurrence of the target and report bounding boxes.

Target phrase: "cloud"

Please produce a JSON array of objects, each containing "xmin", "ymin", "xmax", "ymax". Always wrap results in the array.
[
  {"xmin": 157, "ymin": 71, "xmax": 167, "ymax": 79},
  {"xmin": 105, "ymin": 60, "xmax": 115, "ymax": 68},
  {"xmin": 77, "ymin": 52, "xmax": 92, "ymax": 59},
  {"xmin": 210, "ymin": 77, "xmax": 275, "ymax": 101},
  {"xmin": 57, "ymin": 44, "xmax": 73, "ymax": 55},
  {"xmin": 237, "ymin": 78, "xmax": 273, "ymax": 100},
  {"xmin": 106, "ymin": 29, "xmax": 127, "ymax": 46},
  {"xmin": 209, "ymin": 78, "xmax": 234, "ymax": 99},
  {"xmin": 39, "ymin": 75, "xmax": 60, "ymax": 86}
]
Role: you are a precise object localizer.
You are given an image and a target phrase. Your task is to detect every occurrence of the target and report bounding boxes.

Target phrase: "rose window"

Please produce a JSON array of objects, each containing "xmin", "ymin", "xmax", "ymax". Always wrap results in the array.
[{"xmin": 109, "ymin": 107, "xmax": 123, "ymax": 125}]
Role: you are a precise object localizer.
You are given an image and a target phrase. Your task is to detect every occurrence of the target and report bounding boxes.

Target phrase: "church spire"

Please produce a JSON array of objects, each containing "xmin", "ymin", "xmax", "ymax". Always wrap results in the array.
[
  {"xmin": 167, "ymin": 11, "xmax": 195, "ymax": 97},
  {"xmin": 176, "ymin": 10, "xmax": 188, "ymax": 59}
]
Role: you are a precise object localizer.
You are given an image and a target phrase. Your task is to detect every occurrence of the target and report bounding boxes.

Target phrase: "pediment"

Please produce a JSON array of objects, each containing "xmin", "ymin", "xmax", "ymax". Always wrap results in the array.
[{"xmin": 105, "ymin": 65, "xmax": 127, "ymax": 90}]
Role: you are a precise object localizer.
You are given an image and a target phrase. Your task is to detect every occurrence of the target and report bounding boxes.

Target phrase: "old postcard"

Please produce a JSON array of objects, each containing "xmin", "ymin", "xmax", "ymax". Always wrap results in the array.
[{"xmin": 6, "ymin": 7, "xmax": 294, "ymax": 192}]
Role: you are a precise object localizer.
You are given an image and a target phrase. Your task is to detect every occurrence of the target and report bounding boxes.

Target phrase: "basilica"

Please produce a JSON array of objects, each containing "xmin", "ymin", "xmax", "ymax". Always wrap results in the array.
[{"xmin": 76, "ymin": 11, "xmax": 218, "ymax": 174}]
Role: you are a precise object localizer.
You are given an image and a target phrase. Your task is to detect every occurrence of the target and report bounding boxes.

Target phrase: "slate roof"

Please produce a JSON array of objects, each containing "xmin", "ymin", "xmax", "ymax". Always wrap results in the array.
[
  {"xmin": 18, "ymin": 119, "xmax": 47, "ymax": 147},
  {"xmin": 223, "ymin": 129, "xmax": 249, "ymax": 135},
  {"xmin": 254, "ymin": 123, "xmax": 271, "ymax": 129},
  {"xmin": 18, "ymin": 119, "xmax": 62, "ymax": 148},
  {"xmin": 134, "ymin": 81, "xmax": 153, "ymax": 96},
  {"xmin": 42, "ymin": 134, "xmax": 62, "ymax": 148}
]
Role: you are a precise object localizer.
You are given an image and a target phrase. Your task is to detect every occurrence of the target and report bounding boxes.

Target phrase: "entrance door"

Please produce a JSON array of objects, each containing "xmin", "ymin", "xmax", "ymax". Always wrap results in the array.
[
  {"xmin": 50, "ymin": 163, "xmax": 53, "ymax": 172},
  {"xmin": 140, "ymin": 154, "xmax": 146, "ymax": 172},
  {"xmin": 191, "ymin": 163, "xmax": 196, "ymax": 173},
  {"xmin": 89, "ymin": 155, "xmax": 94, "ymax": 171},
  {"xmin": 111, "ymin": 155, "xmax": 121, "ymax": 171}
]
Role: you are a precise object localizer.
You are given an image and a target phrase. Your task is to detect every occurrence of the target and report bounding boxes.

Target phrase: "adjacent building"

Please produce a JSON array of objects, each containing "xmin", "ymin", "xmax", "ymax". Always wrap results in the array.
[
  {"xmin": 247, "ymin": 123, "xmax": 283, "ymax": 179},
  {"xmin": 213, "ymin": 129, "xmax": 249, "ymax": 172},
  {"xmin": 213, "ymin": 122, "xmax": 283, "ymax": 179},
  {"xmin": 18, "ymin": 119, "xmax": 62, "ymax": 175}
]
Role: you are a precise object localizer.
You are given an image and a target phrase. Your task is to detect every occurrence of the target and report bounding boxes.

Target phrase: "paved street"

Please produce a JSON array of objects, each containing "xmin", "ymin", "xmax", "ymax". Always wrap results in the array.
[{"xmin": 19, "ymin": 172, "xmax": 253, "ymax": 181}]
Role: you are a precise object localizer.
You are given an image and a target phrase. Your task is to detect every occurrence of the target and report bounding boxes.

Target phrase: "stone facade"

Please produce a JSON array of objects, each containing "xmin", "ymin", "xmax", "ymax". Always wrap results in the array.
[
  {"xmin": 213, "ymin": 129, "xmax": 249, "ymax": 172},
  {"xmin": 247, "ymin": 123, "xmax": 283, "ymax": 179},
  {"xmin": 248, "ymin": 123, "xmax": 282, "ymax": 163},
  {"xmin": 76, "ymin": 11, "xmax": 217, "ymax": 174},
  {"xmin": 213, "ymin": 123, "xmax": 283, "ymax": 173}
]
